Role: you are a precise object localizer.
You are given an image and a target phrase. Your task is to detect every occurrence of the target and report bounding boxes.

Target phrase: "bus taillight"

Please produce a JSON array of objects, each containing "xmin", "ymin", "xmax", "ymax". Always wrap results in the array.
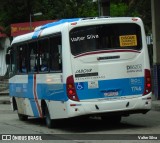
[
  {"xmin": 66, "ymin": 75, "xmax": 79, "ymax": 101},
  {"xmin": 143, "ymin": 69, "xmax": 152, "ymax": 95}
]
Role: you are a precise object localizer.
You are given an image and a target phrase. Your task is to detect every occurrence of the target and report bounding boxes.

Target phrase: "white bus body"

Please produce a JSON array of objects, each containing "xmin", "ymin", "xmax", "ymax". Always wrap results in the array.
[{"xmin": 7, "ymin": 17, "xmax": 152, "ymax": 128}]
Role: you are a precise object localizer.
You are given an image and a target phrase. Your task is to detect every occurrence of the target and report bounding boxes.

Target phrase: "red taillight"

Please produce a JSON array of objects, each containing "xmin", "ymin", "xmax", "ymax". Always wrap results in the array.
[
  {"xmin": 66, "ymin": 75, "xmax": 79, "ymax": 101},
  {"xmin": 132, "ymin": 18, "xmax": 139, "ymax": 21},
  {"xmin": 143, "ymin": 69, "xmax": 152, "ymax": 95},
  {"xmin": 71, "ymin": 22, "xmax": 77, "ymax": 25}
]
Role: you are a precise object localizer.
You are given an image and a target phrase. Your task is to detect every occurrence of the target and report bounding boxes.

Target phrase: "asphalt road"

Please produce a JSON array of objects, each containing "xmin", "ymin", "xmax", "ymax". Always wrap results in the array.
[{"xmin": 0, "ymin": 103, "xmax": 160, "ymax": 143}]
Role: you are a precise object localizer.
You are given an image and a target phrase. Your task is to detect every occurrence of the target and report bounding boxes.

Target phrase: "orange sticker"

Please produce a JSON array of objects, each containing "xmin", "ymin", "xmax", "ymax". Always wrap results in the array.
[{"xmin": 119, "ymin": 35, "xmax": 137, "ymax": 47}]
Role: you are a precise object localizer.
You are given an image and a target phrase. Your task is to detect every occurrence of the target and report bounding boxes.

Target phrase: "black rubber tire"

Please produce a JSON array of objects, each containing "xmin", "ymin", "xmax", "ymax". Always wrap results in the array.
[{"xmin": 45, "ymin": 106, "xmax": 54, "ymax": 128}]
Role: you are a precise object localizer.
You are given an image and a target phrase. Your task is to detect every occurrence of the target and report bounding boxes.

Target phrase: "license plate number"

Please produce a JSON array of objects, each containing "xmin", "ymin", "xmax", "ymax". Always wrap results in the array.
[{"xmin": 104, "ymin": 91, "xmax": 118, "ymax": 97}]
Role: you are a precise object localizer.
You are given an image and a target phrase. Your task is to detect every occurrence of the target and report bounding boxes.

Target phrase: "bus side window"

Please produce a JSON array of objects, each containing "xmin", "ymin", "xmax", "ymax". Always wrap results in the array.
[
  {"xmin": 8, "ymin": 47, "xmax": 16, "ymax": 77},
  {"xmin": 17, "ymin": 45, "xmax": 27, "ymax": 74},
  {"xmin": 38, "ymin": 38, "xmax": 49, "ymax": 72},
  {"xmin": 50, "ymin": 35, "xmax": 62, "ymax": 72},
  {"xmin": 28, "ymin": 42, "xmax": 38, "ymax": 72}
]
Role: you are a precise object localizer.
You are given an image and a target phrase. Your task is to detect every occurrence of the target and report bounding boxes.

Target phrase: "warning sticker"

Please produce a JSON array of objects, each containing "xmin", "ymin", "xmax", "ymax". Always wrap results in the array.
[
  {"xmin": 88, "ymin": 81, "xmax": 99, "ymax": 89},
  {"xmin": 119, "ymin": 35, "xmax": 137, "ymax": 47}
]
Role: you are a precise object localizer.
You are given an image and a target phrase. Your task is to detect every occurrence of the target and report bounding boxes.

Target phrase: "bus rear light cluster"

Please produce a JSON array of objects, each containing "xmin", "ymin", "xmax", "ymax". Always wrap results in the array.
[
  {"xmin": 71, "ymin": 22, "xmax": 77, "ymax": 25},
  {"xmin": 143, "ymin": 69, "xmax": 152, "ymax": 95},
  {"xmin": 66, "ymin": 75, "xmax": 79, "ymax": 101}
]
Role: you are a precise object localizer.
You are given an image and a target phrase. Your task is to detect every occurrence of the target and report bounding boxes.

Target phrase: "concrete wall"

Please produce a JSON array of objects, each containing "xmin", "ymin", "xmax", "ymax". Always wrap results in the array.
[
  {"xmin": 151, "ymin": 0, "xmax": 160, "ymax": 100},
  {"xmin": 152, "ymin": 0, "xmax": 160, "ymax": 64},
  {"xmin": 0, "ymin": 38, "xmax": 10, "ymax": 77}
]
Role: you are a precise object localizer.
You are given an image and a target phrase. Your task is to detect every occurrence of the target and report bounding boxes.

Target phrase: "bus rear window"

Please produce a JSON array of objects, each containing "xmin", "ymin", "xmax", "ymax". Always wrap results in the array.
[{"xmin": 70, "ymin": 23, "xmax": 142, "ymax": 56}]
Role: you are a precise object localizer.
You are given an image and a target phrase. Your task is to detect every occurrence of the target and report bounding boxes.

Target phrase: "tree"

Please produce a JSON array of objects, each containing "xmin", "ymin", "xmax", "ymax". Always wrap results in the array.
[
  {"xmin": 110, "ymin": 0, "xmax": 151, "ymax": 33},
  {"xmin": 110, "ymin": 3, "xmax": 128, "ymax": 16},
  {"xmin": 128, "ymin": 0, "xmax": 151, "ymax": 33},
  {"xmin": 0, "ymin": 0, "xmax": 38, "ymax": 35},
  {"xmin": 0, "ymin": 0, "xmax": 97, "ymax": 35},
  {"xmin": 0, "ymin": 0, "xmax": 151, "ymax": 35},
  {"xmin": 40, "ymin": 0, "xmax": 97, "ymax": 19}
]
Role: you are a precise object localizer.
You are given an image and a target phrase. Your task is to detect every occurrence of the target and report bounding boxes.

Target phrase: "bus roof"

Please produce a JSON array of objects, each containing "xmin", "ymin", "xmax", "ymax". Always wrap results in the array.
[
  {"xmin": 11, "ymin": 17, "xmax": 142, "ymax": 45},
  {"xmin": 39, "ymin": 18, "xmax": 81, "ymax": 30}
]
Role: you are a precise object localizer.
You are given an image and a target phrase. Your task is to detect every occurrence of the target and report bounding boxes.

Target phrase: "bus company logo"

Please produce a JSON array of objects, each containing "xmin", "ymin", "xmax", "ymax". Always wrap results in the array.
[
  {"xmin": 127, "ymin": 64, "xmax": 142, "ymax": 73},
  {"xmin": 76, "ymin": 69, "xmax": 92, "ymax": 74},
  {"xmin": 75, "ymin": 68, "xmax": 99, "ymax": 78}
]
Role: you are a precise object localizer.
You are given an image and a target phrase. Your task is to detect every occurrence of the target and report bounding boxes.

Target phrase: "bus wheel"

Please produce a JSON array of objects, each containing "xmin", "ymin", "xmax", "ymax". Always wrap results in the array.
[
  {"xmin": 101, "ymin": 116, "xmax": 121, "ymax": 124},
  {"xmin": 18, "ymin": 113, "xmax": 28, "ymax": 121},
  {"xmin": 45, "ymin": 106, "xmax": 54, "ymax": 128}
]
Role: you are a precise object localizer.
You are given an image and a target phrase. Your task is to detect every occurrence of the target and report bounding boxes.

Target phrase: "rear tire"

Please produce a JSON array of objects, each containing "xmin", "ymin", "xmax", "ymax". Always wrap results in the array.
[{"xmin": 45, "ymin": 106, "xmax": 55, "ymax": 128}]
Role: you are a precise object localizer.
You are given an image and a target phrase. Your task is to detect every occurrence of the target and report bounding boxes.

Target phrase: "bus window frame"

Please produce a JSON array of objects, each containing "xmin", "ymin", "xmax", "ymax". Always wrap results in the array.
[{"xmin": 10, "ymin": 32, "xmax": 63, "ymax": 75}]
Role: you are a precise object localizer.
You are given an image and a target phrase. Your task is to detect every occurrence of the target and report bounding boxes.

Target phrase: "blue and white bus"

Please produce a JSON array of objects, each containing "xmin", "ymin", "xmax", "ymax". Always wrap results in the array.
[{"xmin": 6, "ymin": 17, "xmax": 152, "ymax": 128}]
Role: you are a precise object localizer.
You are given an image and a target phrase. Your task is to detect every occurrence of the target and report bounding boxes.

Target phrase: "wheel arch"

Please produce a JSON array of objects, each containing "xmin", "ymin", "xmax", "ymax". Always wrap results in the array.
[
  {"xmin": 12, "ymin": 97, "xmax": 17, "ymax": 111},
  {"xmin": 41, "ymin": 99, "xmax": 47, "ymax": 117}
]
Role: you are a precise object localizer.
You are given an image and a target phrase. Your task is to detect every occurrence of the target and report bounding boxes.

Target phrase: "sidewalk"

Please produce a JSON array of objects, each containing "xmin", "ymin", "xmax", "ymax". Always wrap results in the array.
[
  {"xmin": 0, "ymin": 89, "xmax": 10, "ymax": 104},
  {"xmin": 152, "ymin": 100, "xmax": 160, "ymax": 111},
  {"xmin": 0, "ymin": 91, "xmax": 160, "ymax": 112}
]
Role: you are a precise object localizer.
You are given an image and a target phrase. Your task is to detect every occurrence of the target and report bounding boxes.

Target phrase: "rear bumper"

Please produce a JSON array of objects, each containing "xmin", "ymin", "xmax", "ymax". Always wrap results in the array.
[{"xmin": 66, "ymin": 93, "xmax": 152, "ymax": 118}]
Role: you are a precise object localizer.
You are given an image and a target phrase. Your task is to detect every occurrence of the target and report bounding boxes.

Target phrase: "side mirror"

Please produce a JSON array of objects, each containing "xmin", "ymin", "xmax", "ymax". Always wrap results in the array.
[{"xmin": 6, "ymin": 54, "xmax": 10, "ymax": 65}]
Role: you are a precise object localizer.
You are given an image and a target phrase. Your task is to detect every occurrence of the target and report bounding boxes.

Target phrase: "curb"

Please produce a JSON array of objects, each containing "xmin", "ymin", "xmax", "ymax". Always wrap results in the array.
[
  {"xmin": 0, "ymin": 92, "xmax": 10, "ymax": 104},
  {"xmin": 0, "ymin": 100, "xmax": 10, "ymax": 104},
  {"xmin": 151, "ymin": 104, "xmax": 160, "ymax": 111},
  {"xmin": 0, "ymin": 93, "xmax": 9, "ymax": 96},
  {"xmin": 0, "ymin": 90, "xmax": 9, "ymax": 96}
]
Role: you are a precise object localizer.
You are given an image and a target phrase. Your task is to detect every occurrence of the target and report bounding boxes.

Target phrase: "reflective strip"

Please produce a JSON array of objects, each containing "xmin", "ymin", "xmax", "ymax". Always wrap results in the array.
[{"xmin": 33, "ymin": 74, "xmax": 43, "ymax": 118}]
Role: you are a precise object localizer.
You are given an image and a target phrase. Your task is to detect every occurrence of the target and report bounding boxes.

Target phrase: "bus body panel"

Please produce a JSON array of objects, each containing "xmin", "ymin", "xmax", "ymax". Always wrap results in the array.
[
  {"xmin": 65, "ymin": 93, "xmax": 151, "ymax": 118},
  {"xmin": 10, "ymin": 74, "xmax": 65, "ymax": 100},
  {"xmin": 71, "ymin": 52, "xmax": 145, "ymax": 101},
  {"xmin": 69, "ymin": 19, "xmax": 150, "ymax": 103},
  {"xmin": 9, "ymin": 73, "xmax": 66, "ymax": 118},
  {"xmin": 8, "ymin": 17, "xmax": 152, "ymax": 121},
  {"xmin": 14, "ymin": 97, "xmax": 34, "ymax": 116}
]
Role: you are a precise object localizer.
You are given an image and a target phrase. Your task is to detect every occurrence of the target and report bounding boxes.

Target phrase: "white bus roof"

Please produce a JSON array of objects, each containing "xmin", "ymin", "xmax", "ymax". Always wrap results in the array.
[{"xmin": 11, "ymin": 17, "xmax": 142, "ymax": 45}]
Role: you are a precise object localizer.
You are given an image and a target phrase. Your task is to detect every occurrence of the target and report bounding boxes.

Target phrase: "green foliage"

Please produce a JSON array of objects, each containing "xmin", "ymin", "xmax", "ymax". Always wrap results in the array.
[
  {"xmin": 40, "ymin": 0, "xmax": 97, "ymax": 19},
  {"xmin": 110, "ymin": 3, "xmax": 128, "ymax": 16},
  {"xmin": 0, "ymin": 0, "xmax": 151, "ymax": 35},
  {"xmin": 0, "ymin": 0, "xmax": 97, "ymax": 35},
  {"xmin": 110, "ymin": 0, "xmax": 151, "ymax": 33}
]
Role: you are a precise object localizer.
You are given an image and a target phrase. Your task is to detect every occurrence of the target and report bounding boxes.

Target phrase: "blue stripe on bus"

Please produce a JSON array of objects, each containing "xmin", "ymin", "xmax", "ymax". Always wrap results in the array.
[
  {"xmin": 32, "ymin": 18, "xmax": 81, "ymax": 39},
  {"xmin": 40, "ymin": 18, "xmax": 81, "ymax": 30},
  {"xmin": 9, "ymin": 76, "xmax": 144, "ymax": 103},
  {"xmin": 28, "ymin": 74, "xmax": 40, "ymax": 117},
  {"xmin": 9, "ymin": 83, "xmax": 67, "ymax": 101},
  {"xmin": 74, "ymin": 77, "xmax": 144, "ymax": 100},
  {"xmin": 30, "ymin": 99, "xmax": 40, "ymax": 117},
  {"xmin": 32, "ymin": 30, "xmax": 42, "ymax": 39},
  {"xmin": 9, "ymin": 75, "xmax": 40, "ymax": 117},
  {"xmin": 36, "ymin": 83, "xmax": 67, "ymax": 101}
]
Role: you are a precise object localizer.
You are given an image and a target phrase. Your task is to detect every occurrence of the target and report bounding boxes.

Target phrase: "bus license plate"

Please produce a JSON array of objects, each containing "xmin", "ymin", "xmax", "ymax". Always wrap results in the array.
[{"xmin": 104, "ymin": 91, "xmax": 118, "ymax": 97}]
